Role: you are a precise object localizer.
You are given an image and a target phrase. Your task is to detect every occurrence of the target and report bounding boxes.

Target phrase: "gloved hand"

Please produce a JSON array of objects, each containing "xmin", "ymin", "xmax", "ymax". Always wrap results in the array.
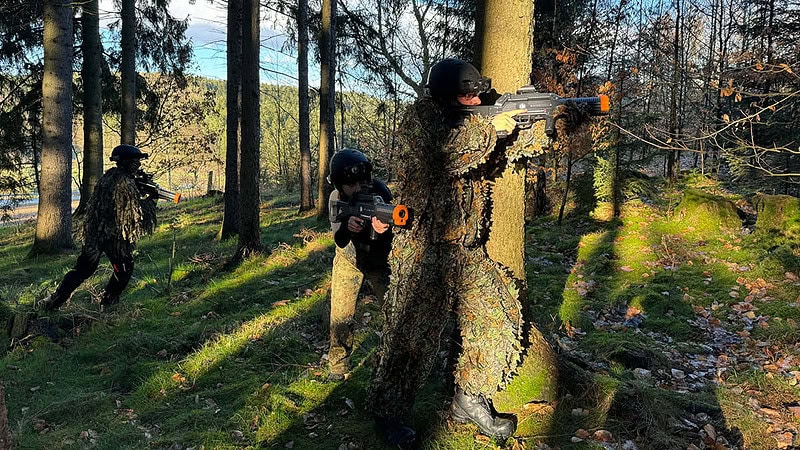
[{"xmin": 491, "ymin": 109, "xmax": 526, "ymax": 137}]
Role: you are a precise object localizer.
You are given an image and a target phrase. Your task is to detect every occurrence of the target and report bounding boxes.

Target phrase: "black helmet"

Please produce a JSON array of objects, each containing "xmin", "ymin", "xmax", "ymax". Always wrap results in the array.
[
  {"xmin": 328, "ymin": 149, "xmax": 372, "ymax": 189},
  {"xmin": 425, "ymin": 58, "xmax": 491, "ymax": 101},
  {"xmin": 110, "ymin": 144, "xmax": 149, "ymax": 162}
]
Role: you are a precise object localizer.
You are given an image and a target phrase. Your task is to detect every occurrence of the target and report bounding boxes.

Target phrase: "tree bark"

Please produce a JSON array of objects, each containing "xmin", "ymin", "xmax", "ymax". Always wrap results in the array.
[
  {"xmin": 0, "ymin": 382, "xmax": 9, "ymax": 450},
  {"xmin": 474, "ymin": 0, "xmax": 559, "ymax": 431},
  {"xmin": 120, "ymin": 0, "xmax": 136, "ymax": 145},
  {"xmin": 76, "ymin": 0, "xmax": 103, "ymax": 216},
  {"xmin": 237, "ymin": 0, "xmax": 262, "ymax": 257},
  {"xmin": 298, "ymin": 0, "xmax": 313, "ymax": 211},
  {"xmin": 220, "ymin": 0, "xmax": 242, "ymax": 239},
  {"xmin": 31, "ymin": 0, "xmax": 75, "ymax": 255},
  {"xmin": 316, "ymin": 0, "xmax": 337, "ymax": 218}
]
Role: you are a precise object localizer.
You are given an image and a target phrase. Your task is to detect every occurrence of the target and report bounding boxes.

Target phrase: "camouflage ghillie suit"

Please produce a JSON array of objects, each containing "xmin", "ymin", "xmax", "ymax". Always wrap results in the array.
[
  {"xmin": 46, "ymin": 167, "xmax": 157, "ymax": 309},
  {"xmin": 328, "ymin": 180, "xmax": 392, "ymax": 375},
  {"xmin": 368, "ymin": 97, "xmax": 553, "ymax": 419}
]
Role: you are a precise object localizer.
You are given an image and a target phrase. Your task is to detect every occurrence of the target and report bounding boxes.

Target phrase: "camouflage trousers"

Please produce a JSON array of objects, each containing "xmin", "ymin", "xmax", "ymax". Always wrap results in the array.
[
  {"xmin": 368, "ymin": 239, "xmax": 523, "ymax": 419},
  {"xmin": 329, "ymin": 244, "xmax": 389, "ymax": 374}
]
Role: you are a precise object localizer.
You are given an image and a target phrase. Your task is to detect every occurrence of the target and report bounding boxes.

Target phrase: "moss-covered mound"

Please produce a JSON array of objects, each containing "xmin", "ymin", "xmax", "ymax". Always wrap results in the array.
[
  {"xmin": 752, "ymin": 194, "xmax": 800, "ymax": 238},
  {"xmin": 673, "ymin": 189, "xmax": 742, "ymax": 233}
]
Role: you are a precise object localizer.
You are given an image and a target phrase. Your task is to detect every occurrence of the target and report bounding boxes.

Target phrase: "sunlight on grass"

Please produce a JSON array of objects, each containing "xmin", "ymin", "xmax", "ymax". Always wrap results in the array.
[
  {"xmin": 560, "ymin": 231, "xmax": 613, "ymax": 327},
  {"xmin": 198, "ymin": 237, "xmax": 331, "ymax": 302},
  {"xmin": 138, "ymin": 291, "xmax": 325, "ymax": 400}
]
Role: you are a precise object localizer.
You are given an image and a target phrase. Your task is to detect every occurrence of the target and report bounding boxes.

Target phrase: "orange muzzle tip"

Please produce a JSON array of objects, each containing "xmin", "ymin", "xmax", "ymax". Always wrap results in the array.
[
  {"xmin": 174, "ymin": 193, "xmax": 182, "ymax": 204},
  {"xmin": 393, "ymin": 205, "xmax": 409, "ymax": 226},
  {"xmin": 599, "ymin": 94, "xmax": 610, "ymax": 113}
]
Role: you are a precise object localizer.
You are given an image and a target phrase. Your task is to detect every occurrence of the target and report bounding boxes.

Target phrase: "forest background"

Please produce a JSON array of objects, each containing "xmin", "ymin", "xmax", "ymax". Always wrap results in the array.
[{"xmin": 1, "ymin": 0, "xmax": 800, "ymax": 448}]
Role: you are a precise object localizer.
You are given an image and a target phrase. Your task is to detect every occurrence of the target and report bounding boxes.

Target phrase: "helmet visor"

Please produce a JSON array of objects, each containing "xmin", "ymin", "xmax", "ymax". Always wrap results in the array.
[
  {"xmin": 340, "ymin": 161, "xmax": 372, "ymax": 185},
  {"xmin": 460, "ymin": 77, "xmax": 491, "ymax": 95}
]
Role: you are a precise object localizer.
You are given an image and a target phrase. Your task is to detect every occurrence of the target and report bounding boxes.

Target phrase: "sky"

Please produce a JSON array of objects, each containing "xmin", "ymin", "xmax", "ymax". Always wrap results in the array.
[{"xmin": 97, "ymin": 0, "xmax": 307, "ymax": 85}]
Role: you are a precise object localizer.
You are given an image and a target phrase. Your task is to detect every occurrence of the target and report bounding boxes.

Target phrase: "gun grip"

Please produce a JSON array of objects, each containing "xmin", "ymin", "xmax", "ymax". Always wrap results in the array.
[{"xmin": 545, "ymin": 116, "xmax": 556, "ymax": 137}]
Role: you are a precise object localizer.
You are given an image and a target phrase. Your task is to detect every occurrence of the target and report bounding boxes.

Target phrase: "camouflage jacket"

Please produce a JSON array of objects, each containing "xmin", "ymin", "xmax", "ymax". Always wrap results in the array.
[
  {"xmin": 83, "ymin": 168, "xmax": 157, "ymax": 252},
  {"xmin": 393, "ymin": 97, "xmax": 502, "ymax": 247}
]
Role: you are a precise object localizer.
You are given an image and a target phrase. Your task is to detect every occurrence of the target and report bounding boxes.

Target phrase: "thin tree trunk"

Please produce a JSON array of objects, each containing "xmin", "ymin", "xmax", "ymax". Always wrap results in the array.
[
  {"xmin": 557, "ymin": 150, "xmax": 573, "ymax": 225},
  {"xmin": 31, "ymin": 0, "xmax": 74, "ymax": 256},
  {"xmin": 316, "ymin": 0, "xmax": 336, "ymax": 218},
  {"xmin": 237, "ymin": 0, "xmax": 262, "ymax": 257},
  {"xmin": 666, "ymin": 0, "xmax": 680, "ymax": 182},
  {"xmin": 0, "ymin": 382, "xmax": 9, "ymax": 450},
  {"xmin": 298, "ymin": 0, "xmax": 313, "ymax": 211},
  {"xmin": 76, "ymin": 0, "xmax": 103, "ymax": 217},
  {"xmin": 219, "ymin": 0, "xmax": 242, "ymax": 239},
  {"xmin": 120, "ymin": 0, "xmax": 136, "ymax": 145},
  {"xmin": 473, "ymin": 0, "xmax": 558, "ymax": 427}
]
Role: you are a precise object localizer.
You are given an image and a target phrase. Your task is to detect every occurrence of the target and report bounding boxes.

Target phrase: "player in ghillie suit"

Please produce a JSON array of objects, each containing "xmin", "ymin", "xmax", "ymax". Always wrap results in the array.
[
  {"xmin": 367, "ymin": 59, "xmax": 590, "ymax": 446},
  {"xmin": 39, "ymin": 144, "xmax": 157, "ymax": 310}
]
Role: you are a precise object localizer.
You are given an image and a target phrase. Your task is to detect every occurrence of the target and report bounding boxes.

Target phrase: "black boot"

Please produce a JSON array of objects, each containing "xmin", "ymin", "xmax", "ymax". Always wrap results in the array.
[
  {"xmin": 100, "ymin": 292, "xmax": 120, "ymax": 307},
  {"xmin": 375, "ymin": 416, "xmax": 416, "ymax": 446},
  {"xmin": 450, "ymin": 387, "xmax": 516, "ymax": 440},
  {"xmin": 37, "ymin": 293, "xmax": 65, "ymax": 311}
]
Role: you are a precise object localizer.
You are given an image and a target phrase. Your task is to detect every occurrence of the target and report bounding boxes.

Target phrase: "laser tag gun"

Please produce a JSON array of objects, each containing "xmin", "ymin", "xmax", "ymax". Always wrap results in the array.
[
  {"xmin": 134, "ymin": 172, "xmax": 182, "ymax": 204},
  {"xmin": 463, "ymin": 87, "xmax": 611, "ymax": 138},
  {"xmin": 332, "ymin": 192, "xmax": 412, "ymax": 240}
]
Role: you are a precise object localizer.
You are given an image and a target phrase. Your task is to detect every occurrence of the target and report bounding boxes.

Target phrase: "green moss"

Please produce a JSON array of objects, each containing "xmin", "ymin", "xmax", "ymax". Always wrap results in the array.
[
  {"xmin": 581, "ymin": 332, "xmax": 667, "ymax": 370},
  {"xmin": 672, "ymin": 189, "xmax": 742, "ymax": 234},
  {"xmin": 753, "ymin": 194, "xmax": 800, "ymax": 238}
]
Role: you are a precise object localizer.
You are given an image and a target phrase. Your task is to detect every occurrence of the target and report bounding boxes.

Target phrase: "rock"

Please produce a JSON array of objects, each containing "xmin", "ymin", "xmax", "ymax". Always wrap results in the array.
[
  {"xmin": 703, "ymin": 423, "xmax": 717, "ymax": 441},
  {"xmin": 593, "ymin": 429, "xmax": 614, "ymax": 442},
  {"xmin": 633, "ymin": 368, "xmax": 652, "ymax": 379},
  {"xmin": 575, "ymin": 428, "xmax": 590, "ymax": 439},
  {"xmin": 671, "ymin": 368, "xmax": 686, "ymax": 379}
]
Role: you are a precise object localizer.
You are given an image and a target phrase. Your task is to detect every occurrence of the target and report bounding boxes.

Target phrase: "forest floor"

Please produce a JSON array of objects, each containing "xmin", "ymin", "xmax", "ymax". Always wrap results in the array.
[{"xmin": 1, "ymin": 174, "xmax": 799, "ymax": 449}]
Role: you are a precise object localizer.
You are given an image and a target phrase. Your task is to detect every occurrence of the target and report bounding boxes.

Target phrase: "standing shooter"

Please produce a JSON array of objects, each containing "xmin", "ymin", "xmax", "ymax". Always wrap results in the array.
[
  {"xmin": 368, "ymin": 58, "xmax": 592, "ymax": 445},
  {"xmin": 39, "ymin": 144, "xmax": 158, "ymax": 310}
]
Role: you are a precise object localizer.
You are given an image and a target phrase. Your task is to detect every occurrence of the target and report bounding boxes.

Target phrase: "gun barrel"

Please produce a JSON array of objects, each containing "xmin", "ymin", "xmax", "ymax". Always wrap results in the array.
[
  {"xmin": 373, "ymin": 202, "xmax": 410, "ymax": 227},
  {"xmin": 157, "ymin": 187, "xmax": 181, "ymax": 204},
  {"xmin": 564, "ymin": 95, "xmax": 610, "ymax": 115}
]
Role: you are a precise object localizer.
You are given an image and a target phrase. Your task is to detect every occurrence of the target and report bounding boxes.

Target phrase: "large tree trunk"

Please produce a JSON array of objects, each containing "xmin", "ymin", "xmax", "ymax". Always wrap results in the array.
[
  {"xmin": 236, "ymin": 0, "xmax": 262, "ymax": 257},
  {"xmin": 75, "ymin": 0, "xmax": 103, "ymax": 216},
  {"xmin": 219, "ymin": 0, "xmax": 242, "ymax": 239},
  {"xmin": 31, "ymin": 0, "xmax": 75, "ymax": 256},
  {"xmin": 315, "ymin": 0, "xmax": 336, "ymax": 218},
  {"xmin": 473, "ymin": 0, "xmax": 559, "ymax": 432},
  {"xmin": 120, "ymin": 0, "xmax": 136, "ymax": 145},
  {"xmin": 298, "ymin": 0, "xmax": 313, "ymax": 212}
]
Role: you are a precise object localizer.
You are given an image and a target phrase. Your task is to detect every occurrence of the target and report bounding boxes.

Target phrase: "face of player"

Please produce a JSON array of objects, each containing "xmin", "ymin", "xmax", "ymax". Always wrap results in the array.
[
  {"xmin": 341, "ymin": 180, "xmax": 365, "ymax": 198},
  {"xmin": 119, "ymin": 158, "xmax": 142, "ymax": 173},
  {"xmin": 456, "ymin": 92, "xmax": 481, "ymax": 106}
]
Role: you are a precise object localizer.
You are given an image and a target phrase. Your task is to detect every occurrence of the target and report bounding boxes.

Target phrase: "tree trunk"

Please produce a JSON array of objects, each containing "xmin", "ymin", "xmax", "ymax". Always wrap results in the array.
[
  {"xmin": 473, "ymin": 0, "xmax": 558, "ymax": 431},
  {"xmin": 76, "ymin": 0, "xmax": 103, "ymax": 217},
  {"xmin": 0, "ymin": 382, "xmax": 9, "ymax": 450},
  {"xmin": 316, "ymin": 0, "xmax": 337, "ymax": 218},
  {"xmin": 666, "ymin": 0, "xmax": 681, "ymax": 182},
  {"xmin": 120, "ymin": 0, "xmax": 136, "ymax": 145},
  {"xmin": 219, "ymin": 0, "xmax": 242, "ymax": 239},
  {"xmin": 298, "ymin": 0, "xmax": 313, "ymax": 211},
  {"xmin": 31, "ymin": 0, "xmax": 75, "ymax": 256},
  {"xmin": 236, "ymin": 0, "xmax": 262, "ymax": 257}
]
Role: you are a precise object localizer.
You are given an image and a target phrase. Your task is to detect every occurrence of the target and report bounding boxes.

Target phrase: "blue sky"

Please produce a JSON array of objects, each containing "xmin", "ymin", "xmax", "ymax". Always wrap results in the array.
[{"xmin": 98, "ymin": 0, "xmax": 311, "ymax": 85}]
